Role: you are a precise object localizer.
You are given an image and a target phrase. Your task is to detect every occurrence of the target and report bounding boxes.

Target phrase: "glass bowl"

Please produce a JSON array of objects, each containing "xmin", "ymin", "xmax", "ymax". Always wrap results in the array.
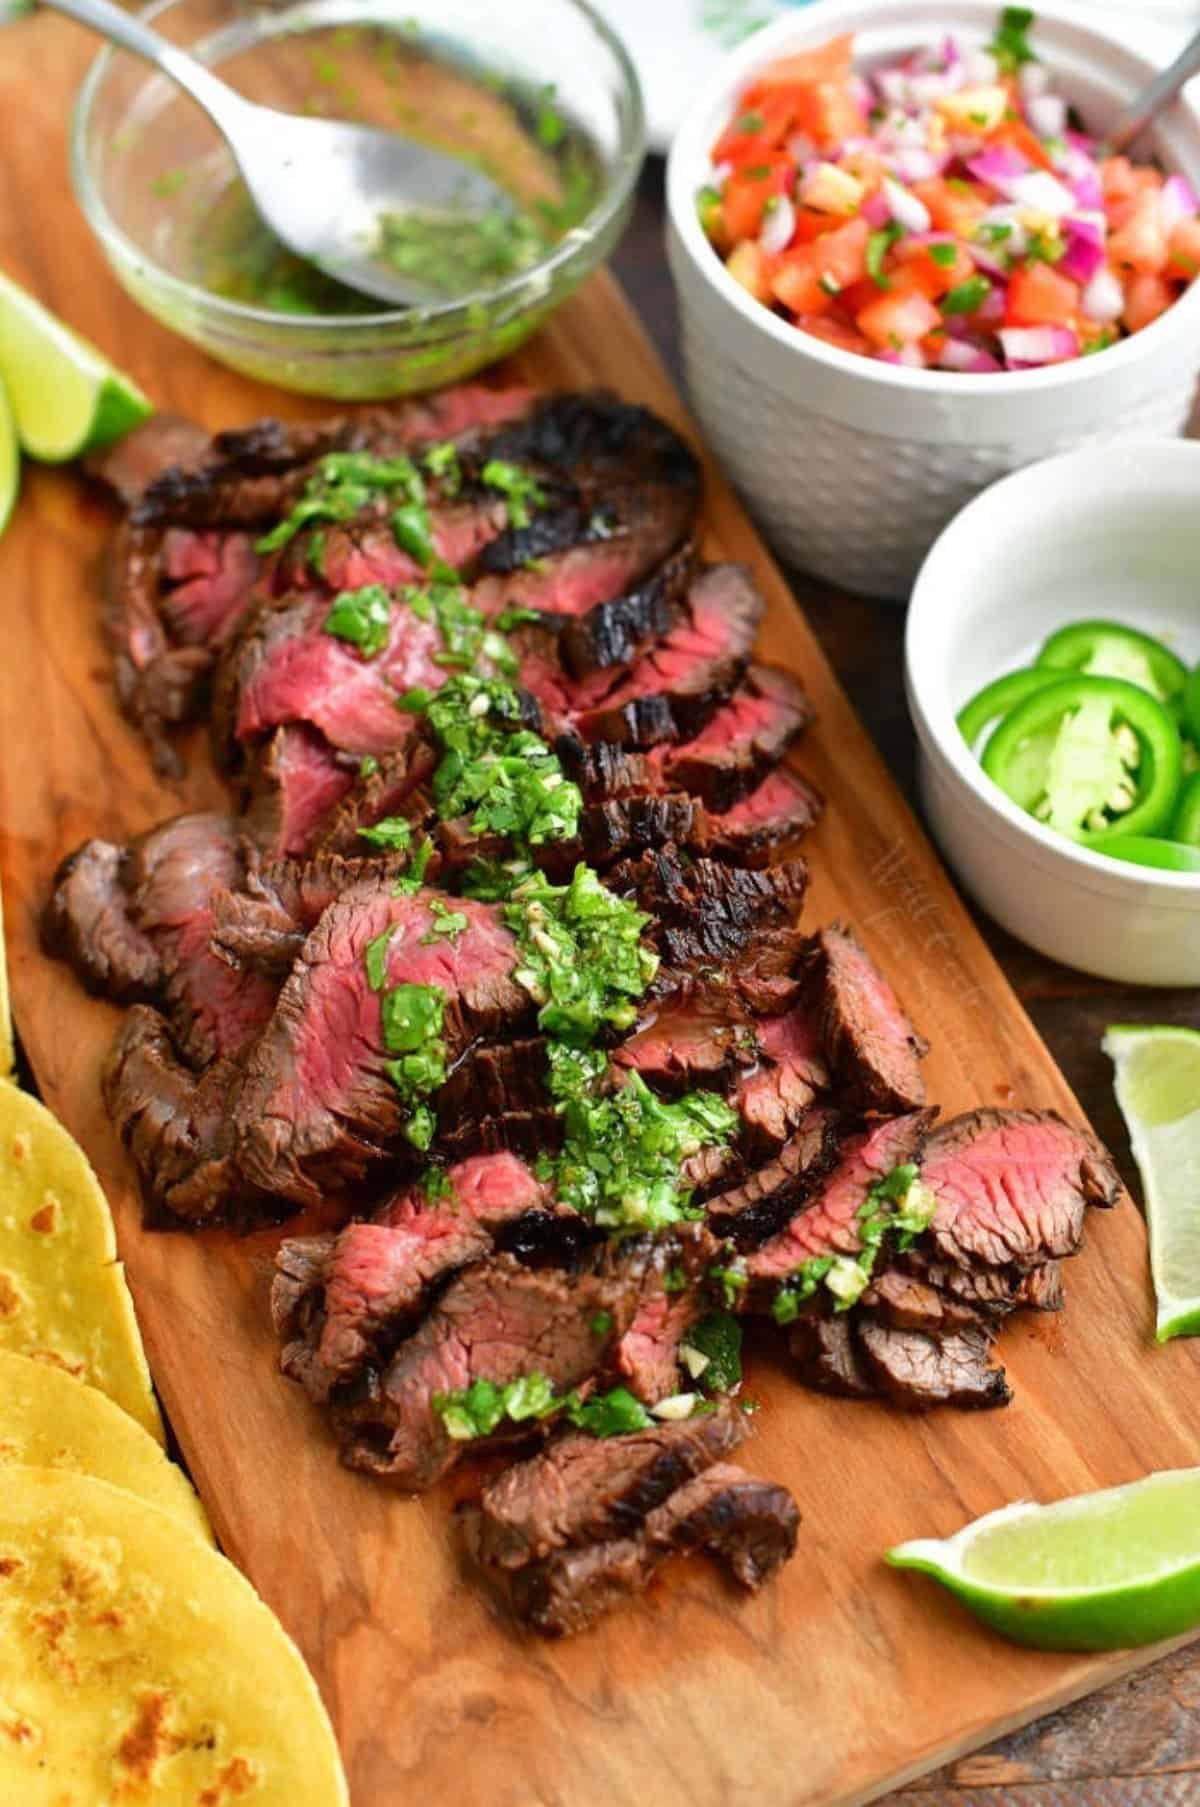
[{"xmin": 72, "ymin": 0, "xmax": 644, "ymax": 399}]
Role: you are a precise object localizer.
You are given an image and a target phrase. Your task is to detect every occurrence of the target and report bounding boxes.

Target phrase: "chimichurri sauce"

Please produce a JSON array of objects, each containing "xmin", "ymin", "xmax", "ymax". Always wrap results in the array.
[{"xmin": 183, "ymin": 28, "xmax": 600, "ymax": 315}]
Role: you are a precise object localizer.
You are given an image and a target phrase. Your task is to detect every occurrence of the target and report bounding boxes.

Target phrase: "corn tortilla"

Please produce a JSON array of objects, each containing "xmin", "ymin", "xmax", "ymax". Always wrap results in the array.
[
  {"xmin": 0, "ymin": 1350, "xmax": 210, "ymax": 1542},
  {"xmin": 0, "ymin": 1080, "xmax": 163, "ymax": 1443},
  {"xmin": 0, "ymin": 1466, "xmax": 348, "ymax": 1806}
]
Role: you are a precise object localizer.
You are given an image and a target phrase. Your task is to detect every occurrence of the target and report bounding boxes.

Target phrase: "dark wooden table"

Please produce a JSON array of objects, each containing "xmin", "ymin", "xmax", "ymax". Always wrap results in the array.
[{"xmin": 612, "ymin": 158, "xmax": 1200, "ymax": 1807}]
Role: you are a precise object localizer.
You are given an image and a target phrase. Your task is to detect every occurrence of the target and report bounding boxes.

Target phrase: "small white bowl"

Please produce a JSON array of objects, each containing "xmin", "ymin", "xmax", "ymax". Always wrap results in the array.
[
  {"xmin": 905, "ymin": 441, "xmax": 1200, "ymax": 986},
  {"xmin": 665, "ymin": 0, "xmax": 1200, "ymax": 600}
]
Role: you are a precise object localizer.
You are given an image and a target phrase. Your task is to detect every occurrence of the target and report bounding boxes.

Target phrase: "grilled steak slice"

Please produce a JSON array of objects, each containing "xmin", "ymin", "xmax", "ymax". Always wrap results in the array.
[
  {"xmin": 466, "ymin": 1401, "xmax": 748, "ymax": 1570},
  {"xmin": 807, "ymin": 924, "xmax": 928, "ymax": 1114},
  {"xmin": 706, "ymin": 1106, "xmax": 842, "ymax": 1248},
  {"xmin": 45, "ymin": 813, "xmax": 277, "ymax": 1068},
  {"xmin": 598, "ymin": 1224, "xmax": 722, "ymax": 1403},
  {"xmin": 503, "ymin": 1463, "xmax": 799, "ymax": 1637},
  {"xmin": 861, "ymin": 1270, "xmax": 987, "ymax": 1334},
  {"xmin": 242, "ymin": 725, "xmax": 356, "ymax": 860},
  {"xmin": 786, "ymin": 1312, "xmax": 876, "ymax": 1398},
  {"xmin": 613, "ymin": 995, "xmax": 757, "ymax": 1096},
  {"xmin": 309, "ymin": 736, "xmax": 437, "ymax": 857},
  {"xmin": 550, "ymin": 566, "xmax": 763, "ymax": 747},
  {"xmin": 157, "ymin": 528, "xmax": 262, "ymax": 647},
  {"xmin": 85, "ymin": 413, "xmax": 212, "ymax": 508},
  {"xmin": 657, "ymin": 664, "xmax": 815, "ymax": 812},
  {"xmin": 703, "ymin": 768, "xmax": 824, "ymax": 865},
  {"xmin": 210, "ymin": 848, "xmax": 408, "ymax": 975},
  {"xmin": 43, "ymin": 838, "xmax": 162, "ymax": 1002},
  {"xmin": 332, "ymin": 1256, "xmax": 627, "ymax": 1489},
  {"xmin": 896, "ymin": 1250, "xmax": 1065, "ymax": 1313},
  {"xmin": 735, "ymin": 1003, "xmax": 830, "ymax": 1155},
  {"xmin": 233, "ymin": 886, "xmax": 529, "ymax": 1208},
  {"xmin": 102, "ymin": 1007, "xmax": 244, "ymax": 1226},
  {"xmin": 922, "ymin": 1109, "xmax": 1122, "ymax": 1273},
  {"xmin": 555, "ymin": 543, "xmax": 694, "ymax": 678},
  {"xmin": 274, "ymin": 1149, "xmax": 558, "ymax": 1403},
  {"xmin": 612, "ymin": 849, "xmax": 809, "ymax": 976},
  {"xmin": 856, "ymin": 1320, "xmax": 1012, "ymax": 1411},
  {"xmin": 745, "ymin": 1110, "xmax": 937, "ymax": 1289},
  {"xmin": 436, "ymin": 1039, "xmax": 548, "ymax": 1129}
]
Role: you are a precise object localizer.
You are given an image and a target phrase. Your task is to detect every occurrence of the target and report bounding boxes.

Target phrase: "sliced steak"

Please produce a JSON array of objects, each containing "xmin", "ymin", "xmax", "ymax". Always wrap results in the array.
[
  {"xmin": 242, "ymin": 725, "xmax": 356, "ymax": 860},
  {"xmin": 807, "ymin": 924, "xmax": 928, "ymax": 1114},
  {"xmin": 465, "ymin": 1402, "xmax": 748, "ymax": 1571},
  {"xmin": 232, "ymin": 886, "xmax": 529, "ymax": 1207},
  {"xmin": 84, "ymin": 413, "xmax": 212, "ymax": 509},
  {"xmin": 702, "ymin": 767, "xmax": 824, "ymax": 865},
  {"xmin": 735, "ymin": 1003, "xmax": 830, "ymax": 1156},
  {"xmin": 503, "ymin": 1463, "xmax": 799, "ymax": 1637},
  {"xmin": 308, "ymin": 736, "xmax": 438, "ymax": 857},
  {"xmin": 332, "ymin": 1256, "xmax": 627, "ymax": 1489},
  {"xmin": 922, "ymin": 1109, "xmax": 1122, "ymax": 1274},
  {"xmin": 656, "ymin": 664, "xmax": 815, "ymax": 812},
  {"xmin": 436, "ymin": 1039, "xmax": 548, "ymax": 1130},
  {"xmin": 786, "ymin": 1311, "xmax": 876, "ymax": 1399},
  {"xmin": 209, "ymin": 847, "xmax": 408, "ymax": 975},
  {"xmin": 856, "ymin": 1319, "xmax": 1012, "ymax": 1411},
  {"xmin": 550, "ymin": 566, "xmax": 763, "ymax": 747},
  {"xmin": 706, "ymin": 1105, "xmax": 842, "ymax": 1248},
  {"xmin": 555, "ymin": 543, "xmax": 695, "ymax": 678},
  {"xmin": 159, "ymin": 528, "xmax": 261, "ymax": 646},
  {"xmin": 745, "ymin": 1110, "xmax": 937, "ymax": 1287},
  {"xmin": 598, "ymin": 1224, "xmax": 722, "ymax": 1404},
  {"xmin": 612, "ymin": 849, "xmax": 809, "ymax": 976},
  {"xmin": 860, "ymin": 1270, "xmax": 987, "ymax": 1334},
  {"xmin": 45, "ymin": 813, "xmax": 277, "ymax": 1068},
  {"xmin": 613, "ymin": 995, "xmax": 757, "ymax": 1096}
]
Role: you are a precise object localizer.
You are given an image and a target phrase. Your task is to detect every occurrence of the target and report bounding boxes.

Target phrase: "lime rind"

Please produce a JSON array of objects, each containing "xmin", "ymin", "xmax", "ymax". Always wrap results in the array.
[
  {"xmin": 0, "ymin": 372, "xmax": 18, "ymax": 538},
  {"xmin": 0, "ymin": 268, "xmax": 151, "ymax": 462},
  {"xmin": 888, "ymin": 1472, "xmax": 1200, "ymax": 1650},
  {"xmin": 1104, "ymin": 1024, "xmax": 1200, "ymax": 1341}
]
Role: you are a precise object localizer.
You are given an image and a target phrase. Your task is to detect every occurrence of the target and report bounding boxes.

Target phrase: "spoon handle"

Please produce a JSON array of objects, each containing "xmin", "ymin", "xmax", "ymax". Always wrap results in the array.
[
  {"xmin": 1105, "ymin": 24, "xmax": 1200, "ymax": 155},
  {"xmin": 40, "ymin": 0, "xmax": 248, "ymax": 133}
]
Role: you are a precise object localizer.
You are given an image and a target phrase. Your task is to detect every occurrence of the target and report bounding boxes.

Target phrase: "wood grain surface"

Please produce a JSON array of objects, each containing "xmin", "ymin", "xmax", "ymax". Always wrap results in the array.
[{"xmin": 3, "ymin": 17, "xmax": 1200, "ymax": 1806}]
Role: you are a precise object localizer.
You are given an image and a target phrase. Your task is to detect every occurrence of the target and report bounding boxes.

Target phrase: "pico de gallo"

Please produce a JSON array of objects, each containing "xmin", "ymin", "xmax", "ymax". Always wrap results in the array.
[
  {"xmin": 958, "ymin": 618, "xmax": 1200, "ymax": 871},
  {"xmin": 698, "ymin": 8, "xmax": 1200, "ymax": 370}
]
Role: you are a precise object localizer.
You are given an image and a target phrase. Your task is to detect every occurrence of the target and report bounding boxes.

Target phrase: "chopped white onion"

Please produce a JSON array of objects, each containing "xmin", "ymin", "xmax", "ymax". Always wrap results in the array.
[
  {"xmin": 651, "ymin": 1393, "xmax": 699, "ymax": 1422},
  {"xmin": 1081, "ymin": 264, "xmax": 1125, "ymax": 324},
  {"xmin": 678, "ymin": 1344, "xmax": 711, "ymax": 1381},
  {"xmin": 980, "ymin": 203, "xmax": 1029, "ymax": 257},
  {"xmin": 1026, "ymin": 92, "xmax": 1067, "ymax": 140},
  {"xmin": 962, "ymin": 47, "xmax": 999, "ymax": 85},
  {"xmin": 1007, "ymin": 169, "xmax": 1077, "ymax": 218},
  {"xmin": 759, "ymin": 193, "xmax": 796, "ymax": 256},
  {"xmin": 883, "ymin": 174, "xmax": 932, "ymax": 234},
  {"xmin": 1018, "ymin": 61, "xmax": 1051, "ymax": 99},
  {"xmin": 711, "ymin": 161, "xmax": 732, "ymax": 187},
  {"xmin": 785, "ymin": 132, "xmax": 817, "ymax": 165}
]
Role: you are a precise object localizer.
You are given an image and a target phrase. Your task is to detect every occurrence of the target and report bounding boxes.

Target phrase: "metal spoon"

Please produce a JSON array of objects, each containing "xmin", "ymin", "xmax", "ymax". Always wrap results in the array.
[
  {"xmin": 1104, "ymin": 24, "xmax": 1200, "ymax": 156},
  {"xmin": 43, "ymin": 0, "xmax": 517, "ymax": 307}
]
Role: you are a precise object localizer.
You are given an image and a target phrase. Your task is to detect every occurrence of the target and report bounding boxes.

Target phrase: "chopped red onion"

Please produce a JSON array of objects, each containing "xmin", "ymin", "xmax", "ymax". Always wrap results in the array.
[
  {"xmin": 878, "ymin": 343, "xmax": 927, "ymax": 368},
  {"xmin": 875, "ymin": 68, "xmax": 913, "ymax": 110},
  {"xmin": 861, "ymin": 188, "xmax": 891, "ymax": 228},
  {"xmin": 1161, "ymin": 174, "xmax": 1198, "ymax": 234},
  {"xmin": 967, "ymin": 145, "xmax": 1032, "ymax": 192},
  {"xmin": 975, "ymin": 283, "xmax": 1007, "ymax": 324},
  {"xmin": 1081, "ymin": 264, "xmax": 1125, "ymax": 324},
  {"xmin": 938, "ymin": 338, "xmax": 1002, "ymax": 372},
  {"xmin": 1058, "ymin": 216, "xmax": 1106, "ymax": 283},
  {"xmin": 759, "ymin": 193, "xmax": 796, "ymax": 256},
  {"xmin": 999, "ymin": 324, "xmax": 1079, "ymax": 367},
  {"xmin": 883, "ymin": 175, "xmax": 932, "ymax": 234},
  {"xmin": 888, "ymin": 145, "xmax": 942, "ymax": 184},
  {"xmin": 1006, "ymin": 169, "xmax": 1077, "ymax": 217}
]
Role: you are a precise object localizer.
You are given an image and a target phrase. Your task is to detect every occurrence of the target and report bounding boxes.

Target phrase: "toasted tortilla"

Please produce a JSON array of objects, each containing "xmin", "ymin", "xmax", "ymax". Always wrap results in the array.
[
  {"xmin": 0, "ymin": 1350, "xmax": 210, "ymax": 1542},
  {"xmin": 0, "ymin": 1466, "xmax": 348, "ymax": 1805},
  {"xmin": 0, "ymin": 1080, "xmax": 163, "ymax": 1443}
]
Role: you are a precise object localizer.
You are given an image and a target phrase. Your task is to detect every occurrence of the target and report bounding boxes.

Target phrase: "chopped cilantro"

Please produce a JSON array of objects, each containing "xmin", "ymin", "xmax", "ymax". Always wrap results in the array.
[
  {"xmin": 364, "ymin": 925, "xmax": 395, "ymax": 992},
  {"xmin": 392, "ymin": 839, "xmax": 435, "ymax": 895},
  {"xmin": 359, "ymin": 754, "xmax": 379, "ymax": 777},
  {"xmin": 772, "ymin": 1162, "xmax": 937, "ymax": 1318},
  {"xmin": 535, "ymin": 82, "xmax": 565, "ymax": 148},
  {"xmin": 420, "ymin": 899, "xmax": 469, "ymax": 945},
  {"xmin": 255, "ymin": 452, "xmax": 427, "ymax": 554},
  {"xmin": 481, "ymin": 459, "xmax": 546, "ymax": 530},
  {"xmin": 358, "ymin": 816, "xmax": 413, "ymax": 851},
  {"xmin": 708, "ymin": 1262, "xmax": 749, "ymax": 1310},
  {"xmin": 380, "ymin": 981, "xmax": 447, "ymax": 1105},
  {"xmin": 421, "ymin": 1165, "xmax": 455, "ymax": 1202},
  {"xmin": 590, "ymin": 1311, "xmax": 614, "ymax": 1337},
  {"xmin": 423, "ymin": 440, "xmax": 461, "ymax": 495},
  {"xmin": 392, "ymin": 501, "xmax": 435, "ymax": 566},
  {"xmin": 736, "ymin": 111, "xmax": 765, "ymax": 135},
  {"xmin": 989, "ymin": 5, "xmax": 1037, "ymax": 75},
  {"xmin": 927, "ymin": 242, "xmax": 958, "ymax": 267},
  {"xmin": 664, "ymin": 1264, "xmax": 688, "ymax": 1296},
  {"xmin": 683, "ymin": 1310, "xmax": 743, "ymax": 1393},
  {"xmin": 323, "ymin": 583, "xmax": 393, "ymax": 657},
  {"xmin": 565, "ymin": 1385, "xmax": 651, "ymax": 1437},
  {"xmin": 433, "ymin": 1371, "xmax": 561, "ymax": 1440},
  {"xmin": 941, "ymin": 275, "xmax": 991, "ymax": 314},
  {"xmin": 412, "ymin": 676, "xmax": 583, "ymax": 851},
  {"xmin": 867, "ymin": 222, "xmax": 903, "ymax": 289}
]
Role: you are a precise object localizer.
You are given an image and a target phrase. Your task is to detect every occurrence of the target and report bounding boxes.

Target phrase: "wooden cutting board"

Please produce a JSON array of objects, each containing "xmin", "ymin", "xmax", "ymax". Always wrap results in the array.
[{"xmin": 4, "ymin": 17, "xmax": 1200, "ymax": 1806}]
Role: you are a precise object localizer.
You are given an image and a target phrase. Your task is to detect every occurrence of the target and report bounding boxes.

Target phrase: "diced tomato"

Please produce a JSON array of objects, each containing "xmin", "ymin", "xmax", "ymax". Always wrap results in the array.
[
  {"xmin": 991, "ymin": 118, "xmax": 1056, "ymax": 173},
  {"xmin": 740, "ymin": 35, "xmax": 855, "ymax": 105},
  {"xmin": 891, "ymin": 237, "xmax": 975, "ymax": 299},
  {"xmin": 913, "ymin": 178, "xmax": 988, "ymax": 237},
  {"xmin": 1109, "ymin": 198, "xmax": 1169, "ymax": 274},
  {"xmin": 837, "ymin": 277, "xmax": 881, "ymax": 318},
  {"xmin": 794, "ymin": 312, "xmax": 873, "ymax": 356},
  {"xmin": 712, "ymin": 93, "xmax": 798, "ymax": 166},
  {"xmin": 1123, "ymin": 271, "xmax": 1176, "ymax": 333},
  {"xmin": 1101, "ymin": 157, "xmax": 1138, "ymax": 205},
  {"xmin": 725, "ymin": 240, "xmax": 773, "ymax": 304},
  {"xmin": 837, "ymin": 146, "xmax": 887, "ymax": 190},
  {"xmin": 855, "ymin": 288, "xmax": 941, "ymax": 347},
  {"xmin": 1168, "ymin": 217, "xmax": 1200, "ymax": 279},
  {"xmin": 770, "ymin": 247, "xmax": 833, "ymax": 316},
  {"xmin": 794, "ymin": 77, "xmax": 867, "ymax": 149},
  {"xmin": 1006, "ymin": 262, "xmax": 1079, "ymax": 327},
  {"xmin": 812, "ymin": 216, "xmax": 870, "ymax": 287},
  {"xmin": 1131, "ymin": 166, "xmax": 1165, "ymax": 195},
  {"xmin": 722, "ymin": 154, "xmax": 793, "ymax": 242}
]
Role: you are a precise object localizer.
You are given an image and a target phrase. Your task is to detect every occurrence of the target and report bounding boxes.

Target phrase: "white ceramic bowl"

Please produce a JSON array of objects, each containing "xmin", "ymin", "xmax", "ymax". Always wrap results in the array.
[
  {"xmin": 665, "ymin": 0, "xmax": 1200, "ymax": 600},
  {"xmin": 906, "ymin": 441, "xmax": 1200, "ymax": 986}
]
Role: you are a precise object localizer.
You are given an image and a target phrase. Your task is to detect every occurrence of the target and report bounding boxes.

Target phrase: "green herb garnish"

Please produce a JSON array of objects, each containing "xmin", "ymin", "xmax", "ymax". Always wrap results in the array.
[
  {"xmin": 927, "ymin": 242, "xmax": 958, "ymax": 267},
  {"xmin": 565, "ymin": 1385, "xmax": 651, "ymax": 1437},
  {"xmin": 323, "ymin": 583, "xmax": 393, "ymax": 657},
  {"xmin": 420, "ymin": 899, "xmax": 469, "ymax": 945},
  {"xmin": 379, "ymin": 981, "xmax": 448, "ymax": 1104},
  {"xmin": 255, "ymin": 452, "xmax": 427, "ymax": 554},
  {"xmin": 682, "ymin": 1310, "xmax": 743, "ymax": 1393},
  {"xmin": 941, "ymin": 275, "xmax": 991, "ymax": 315},
  {"xmin": 481, "ymin": 459, "xmax": 546, "ymax": 531},
  {"xmin": 413, "ymin": 676, "xmax": 583, "ymax": 850},
  {"xmin": 866, "ymin": 222, "xmax": 903, "ymax": 289},
  {"xmin": 358, "ymin": 816, "xmax": 413, "ymax": 851},
  {"xmin": 989, "ymin": 5, "xmax": 1037, "ymax": 74}
]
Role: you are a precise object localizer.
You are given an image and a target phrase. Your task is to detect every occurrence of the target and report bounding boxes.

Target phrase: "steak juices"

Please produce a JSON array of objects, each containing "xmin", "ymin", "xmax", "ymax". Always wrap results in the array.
[
  {"xmin": 46, "ymin": 382, "xmax": 1121, "ymax": 1634},
  {"xmin": 700, "ymin": 9, "xmax": 1200, "ymax": 371}
]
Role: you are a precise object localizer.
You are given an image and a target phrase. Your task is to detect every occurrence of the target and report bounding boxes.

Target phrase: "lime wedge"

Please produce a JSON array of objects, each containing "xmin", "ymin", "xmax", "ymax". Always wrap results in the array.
[
  {"xmin": 0, "ymin": 268, "xmax": 151, "ymax": 462},
  {"xmin": 0, "ymin": 372, "xmax": 18, "ymax": 539},
  {"xmin": 1104, "ymin": 1023, "xmax": 1200, "ymax": 1341},
  {"xmin": 888, "ymin": 1470, "xmax": 1200, "ymax": 1649}
]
